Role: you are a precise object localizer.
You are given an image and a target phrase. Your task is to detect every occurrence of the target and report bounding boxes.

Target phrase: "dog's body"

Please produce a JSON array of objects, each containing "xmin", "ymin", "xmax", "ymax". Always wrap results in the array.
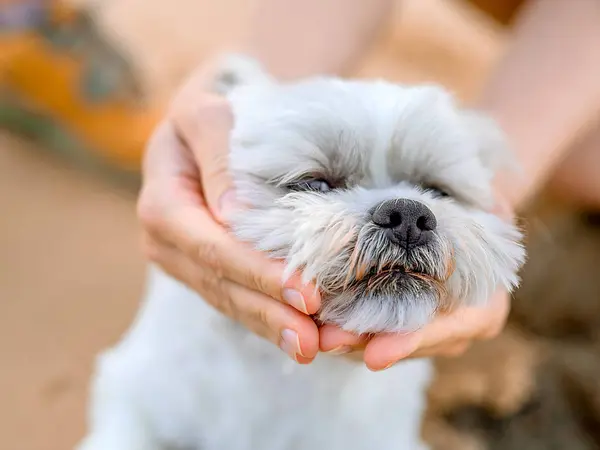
[
  {"xmin": 81, "ymin": 267, "xmax": 432, "ymax": 450},
  {"xmin": 78, "ymin": 56, "xmax": 524, "ymax": 450}
]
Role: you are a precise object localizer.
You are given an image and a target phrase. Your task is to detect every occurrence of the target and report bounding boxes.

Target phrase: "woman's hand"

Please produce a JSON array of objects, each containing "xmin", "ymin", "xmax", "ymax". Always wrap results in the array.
[
  {"xmin": 137, "ymin": 69, "xmax": 321, "ymax": 363},
  {"xmin": 320, "ymin": 289, "xmax": 510, "ymax": 371},
  {"xmin": 319, "ymin": 194, "xmax": 515, "ymax": 371}
]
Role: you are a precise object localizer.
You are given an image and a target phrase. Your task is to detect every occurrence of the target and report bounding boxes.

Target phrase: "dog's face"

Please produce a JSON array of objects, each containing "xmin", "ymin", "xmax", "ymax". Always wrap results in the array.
[{"xmin": 225, "ymin": 76, "xmax": 524, "ymax": 334}]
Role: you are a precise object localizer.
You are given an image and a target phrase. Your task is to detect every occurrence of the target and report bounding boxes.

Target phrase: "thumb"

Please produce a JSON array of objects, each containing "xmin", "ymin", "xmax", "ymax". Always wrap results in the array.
[{"xmin": 171, "ymin": 94, "xmax": 237, "ymax": 223}]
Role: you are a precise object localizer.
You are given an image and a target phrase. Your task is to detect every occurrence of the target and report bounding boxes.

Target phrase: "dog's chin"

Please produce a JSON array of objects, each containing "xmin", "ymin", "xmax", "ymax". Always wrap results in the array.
[{"xmin": 317, "ymin": 268, "xmax": 445, "ymax": 335}]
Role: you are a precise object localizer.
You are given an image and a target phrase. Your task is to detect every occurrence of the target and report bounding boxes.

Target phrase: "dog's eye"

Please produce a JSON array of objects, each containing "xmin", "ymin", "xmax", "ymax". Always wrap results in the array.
[
  {"xmin": 289, "ymin": 178, "xmax": 333, "ymax": 193},
  {"xmin": 422, "ymin": 185, "xmax": 450, "ymax": 198}
]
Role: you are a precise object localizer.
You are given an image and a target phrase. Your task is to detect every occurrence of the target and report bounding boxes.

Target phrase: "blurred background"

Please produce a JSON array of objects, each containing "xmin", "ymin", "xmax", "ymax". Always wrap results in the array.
[{"xmin": 1, "ymin": 1, "xmax": 599, "ymax": 450}]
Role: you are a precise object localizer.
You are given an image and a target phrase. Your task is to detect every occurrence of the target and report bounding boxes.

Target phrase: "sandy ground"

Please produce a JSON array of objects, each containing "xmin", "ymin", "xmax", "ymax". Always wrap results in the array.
[{"xmin": 0, "ymin": 1, "xmax": 506, "ymax": 448}]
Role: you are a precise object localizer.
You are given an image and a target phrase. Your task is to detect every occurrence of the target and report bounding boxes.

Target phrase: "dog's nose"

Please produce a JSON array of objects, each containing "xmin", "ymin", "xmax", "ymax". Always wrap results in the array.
[{"xmin": 371, "ymin": 199, "xmax": 437, "ymax": 247}]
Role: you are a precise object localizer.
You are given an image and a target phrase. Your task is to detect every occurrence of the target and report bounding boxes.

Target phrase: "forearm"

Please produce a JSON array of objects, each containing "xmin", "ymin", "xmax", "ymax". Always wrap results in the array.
[
  {"xmin": 242, "ymin": 0, "xmax": 394, "ymax": 79},
  {"xmin": 480, "ymin": 0, "xmax": 600, "ymax": 209}
]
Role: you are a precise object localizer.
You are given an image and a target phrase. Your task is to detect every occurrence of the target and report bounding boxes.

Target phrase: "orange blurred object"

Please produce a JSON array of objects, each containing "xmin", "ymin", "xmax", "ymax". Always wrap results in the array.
[{"xmin": 0, "ymin": 0, "xmax": 162, "ymax": 174}]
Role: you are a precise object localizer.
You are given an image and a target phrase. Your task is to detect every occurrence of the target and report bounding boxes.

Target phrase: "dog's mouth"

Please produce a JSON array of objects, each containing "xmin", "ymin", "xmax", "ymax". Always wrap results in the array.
[
  {"xmin": 337, "ymin": 260, "xmax": 449, "ymax": 306},
  {"xmin": 353, "ymin": 262, "xmax": 440, "ymax": 284},
  {"xmin": 361, "ymin": 264, "xmax": 441, "ymax": 289},
  {"xmin": 344, "ymin": 231, "xmax": 454, "ymax": 289},
  {"xmin": 315, "ymin": 261, "xmax": 449, "ymax": 332},
  {"xmin": 367, "ymin": 264, "xmax": 408, "ymax": 280},
  {"xmin": 318, "ymin": 236, "xmax": 455, "ymax": 306}
]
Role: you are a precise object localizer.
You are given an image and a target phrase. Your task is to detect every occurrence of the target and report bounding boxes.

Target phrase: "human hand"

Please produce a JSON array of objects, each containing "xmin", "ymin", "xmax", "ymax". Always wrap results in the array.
[
  {"xmin": 137, "ymin": 67, "xmax": 321, "ymax": 364},
  {"xmin": 319, "ymin": 195, "xmax": 515, "ymax": 371},
  {"xmin": 320, "ymin": 289, "xmax": 510, "ymax": 370}
]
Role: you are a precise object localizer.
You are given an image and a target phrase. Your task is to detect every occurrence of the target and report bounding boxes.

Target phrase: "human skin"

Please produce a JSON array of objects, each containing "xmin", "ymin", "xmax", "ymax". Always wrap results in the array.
[
  {"xmin": 549, "ymin": 126, "xmax": 600, "ymax": 210},
  {"xmin": 138, "ymin": 0, "xmax": 600, "ymax": 371},
  {"xmin": 480, "ymin": 0, "xmax": 600, "ymax": 210}
]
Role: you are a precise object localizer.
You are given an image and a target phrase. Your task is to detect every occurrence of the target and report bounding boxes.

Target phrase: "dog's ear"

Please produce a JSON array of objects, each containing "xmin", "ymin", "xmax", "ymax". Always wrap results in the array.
[
  {"xmin": 211, "ymin": 53, "xmax": 275, "ymax": 96},
  {"xmin": 461, "ymin": 110, "xmax": 521, "ymax": 176}
]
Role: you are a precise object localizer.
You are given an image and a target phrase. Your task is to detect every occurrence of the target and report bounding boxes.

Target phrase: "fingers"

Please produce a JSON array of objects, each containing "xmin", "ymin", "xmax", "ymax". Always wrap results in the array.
[
  {"xmin": 415, "ymin": 340, "xmax": 472, "ymax": 359},
  {"xmin": 138, "ymin": 72, "xmax": 323, "ymax": 365},
  {"xmin": 363, "ymin": 333, "xmax": 422, "ymax": 371},
  {"xmin": 142, "ymin": 233, "xmax": 319, "ymax": 362},
  {"xmin": 138, "ymin": 121, "xmax": 321, "ymax": 314},
  {"xmin": 225, "ymin": 281, "xmax": 319, "ymax": 363},
  {"xmin": 319, "ymin": 324, "xmax": 369, "ymax": 354},
  {"xmin": 363, "ymin": 291, "xmax": 510, "ymax": 371},
  {"xmin": 171, "ymin": 94, "xmax": 236, "ymax": 223},
  {"xmin": 142, "ymin": 193, "xmax": 321, "ymax": 314},
  {"xmin": 148, "ymin": 205, "xmax": 320, "ymax": 314}
]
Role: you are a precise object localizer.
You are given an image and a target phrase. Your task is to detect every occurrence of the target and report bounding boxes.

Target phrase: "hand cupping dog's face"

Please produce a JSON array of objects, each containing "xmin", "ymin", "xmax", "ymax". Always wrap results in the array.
[{"xmin": 225, "ymin": 76, "xmax": 525, "ymax": 334}]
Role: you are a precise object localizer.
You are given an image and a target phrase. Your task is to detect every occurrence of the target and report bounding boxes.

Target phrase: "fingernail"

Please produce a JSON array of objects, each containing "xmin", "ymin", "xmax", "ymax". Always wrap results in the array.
[
  {"xmin": 296, "ymin": 355, "xmax": 314, "ymax": 365},
  {"xmin": 282, "ymin": 289, "xmax": 308, "ymax": 314},
  {"xmin": 370, "ymin": 361, "xmax": 397, "ymax": 372},
  {"xmin": 279, "ymin": 329, "xmax": 304, "ymax": 360},
  {"xmin": 325, "ymin": 345, "xmax": 352, "ymax": 356},
  {"xmin": 381, "ymin": 361, "xmax": 397, "ymax": 370},
  {"xmin": 218, "ymin": 189, "xmax": 237, "ymax": 221}
]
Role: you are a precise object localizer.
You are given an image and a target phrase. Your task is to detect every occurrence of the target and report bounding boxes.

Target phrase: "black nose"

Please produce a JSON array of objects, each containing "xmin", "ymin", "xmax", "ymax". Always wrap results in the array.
[{"xmin": 371, "ymin": 199, "xmax": 437, "ymax": 248}]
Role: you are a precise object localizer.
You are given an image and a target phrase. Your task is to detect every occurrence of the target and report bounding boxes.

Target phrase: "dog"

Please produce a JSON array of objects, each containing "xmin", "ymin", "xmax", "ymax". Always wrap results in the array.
[{"xmin": 77, "ymin": 54, "xmax": 525, "ymax": 450}]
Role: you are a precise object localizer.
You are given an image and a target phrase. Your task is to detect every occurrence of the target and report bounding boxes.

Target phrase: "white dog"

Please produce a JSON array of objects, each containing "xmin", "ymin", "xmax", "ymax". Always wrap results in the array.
[{"xmin": 78, "ymin": 55, "xmax": 525, "ymax": 450}]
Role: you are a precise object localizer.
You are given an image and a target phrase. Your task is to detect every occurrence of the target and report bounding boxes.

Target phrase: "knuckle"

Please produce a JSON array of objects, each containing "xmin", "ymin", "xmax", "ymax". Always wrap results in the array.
[
  {"xmin": 194, "ymin": 240, "xmax": 224, "ymax": 275},
  {"xmin": 256, "ymin": 306, "xmax": 272, "ymax": 330},
  {"xmin": 253, "ymin": 307, "xmax": 278, "ymax": 341},
  {"xmin": 220, "ymin": 292, "xmax": 239, "ymax": 321},
  {"xmin": 250, "ymin": 270, "xmax": 274, "ymax": 298},
  {"xmin": 240, "ymin": 297, "xmax": 274, "ymax": 334},
  {"xmin": 195, "ymin": 266, "xmax": 218, "ymax": 290},
  {"xmin": 200, "ymin": 276, "xmax": 235, "ymax": 317},
  {"xmin": 243, "ymin": 306, "xmax": 271, "ymax": 332}
]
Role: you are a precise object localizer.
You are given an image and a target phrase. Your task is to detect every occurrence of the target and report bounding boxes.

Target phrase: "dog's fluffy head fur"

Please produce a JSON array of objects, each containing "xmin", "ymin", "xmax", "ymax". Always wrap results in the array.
[{"xmin": 216, "ymin": 55, "xmax": 525, "ymax": 334}]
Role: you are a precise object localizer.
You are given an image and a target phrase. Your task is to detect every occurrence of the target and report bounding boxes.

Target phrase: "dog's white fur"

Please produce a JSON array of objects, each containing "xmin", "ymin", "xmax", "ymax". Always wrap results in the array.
[{"xmin": 78, "ymin": 55, "xmax": 525, "ymax": 450}]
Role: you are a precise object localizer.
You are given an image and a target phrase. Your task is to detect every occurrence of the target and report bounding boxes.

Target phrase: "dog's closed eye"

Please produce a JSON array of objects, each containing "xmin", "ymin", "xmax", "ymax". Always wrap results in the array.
[
  {"xmin": 288, "ymin": 178, "xmax": 335, "ymax": 193},
  {"xmin": 420, "ymin": 184, "xmax": 450, "ymax": 198}
]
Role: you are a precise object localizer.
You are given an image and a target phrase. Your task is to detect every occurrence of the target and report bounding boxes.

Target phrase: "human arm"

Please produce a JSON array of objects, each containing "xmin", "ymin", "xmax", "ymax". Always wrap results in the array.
[{"xmin": 483, "ymin": 0, "xmax": 600, "ymax": 210}]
